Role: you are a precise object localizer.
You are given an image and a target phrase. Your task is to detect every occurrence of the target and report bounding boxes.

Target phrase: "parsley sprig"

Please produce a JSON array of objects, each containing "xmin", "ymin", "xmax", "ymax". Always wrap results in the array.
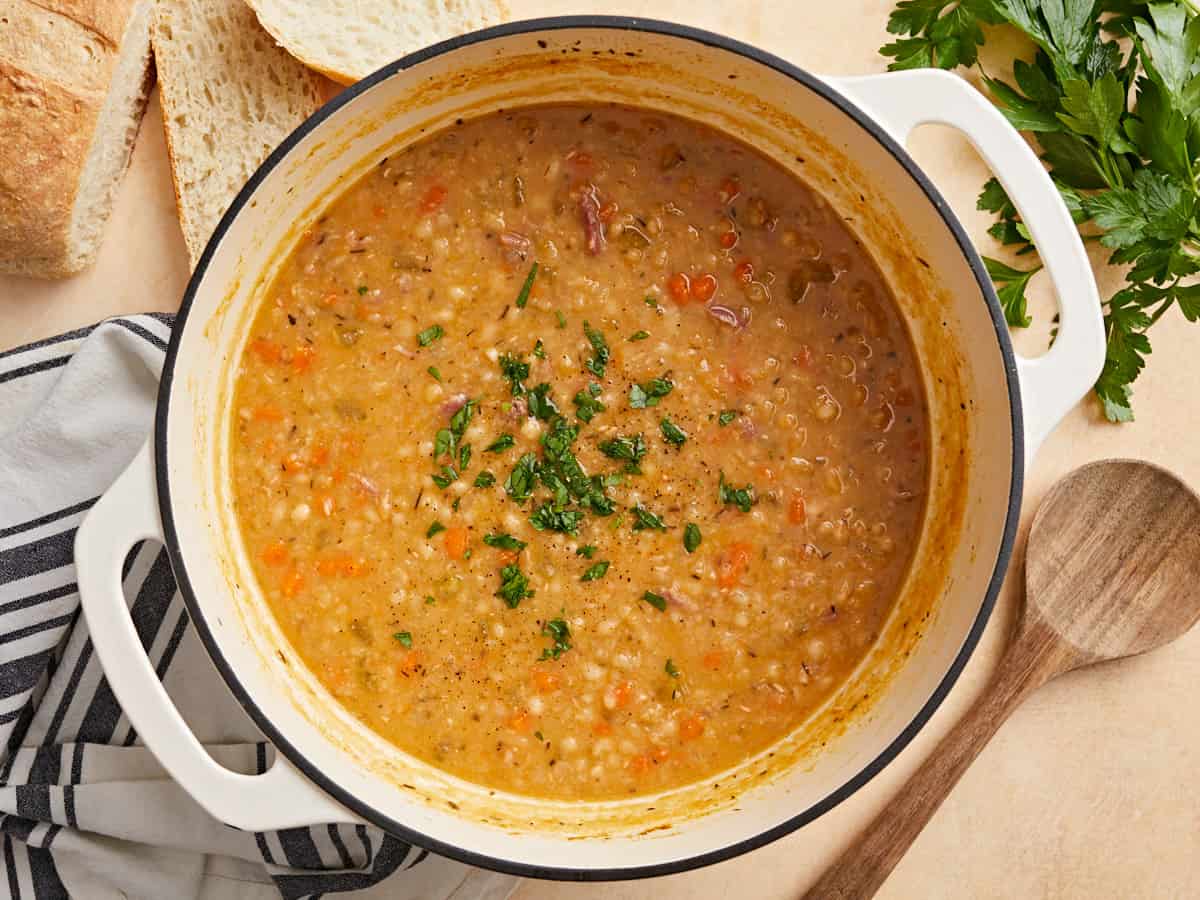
[{"xmin": 882, "ymin": 0, "xmax": 1200, "ymax": 421}]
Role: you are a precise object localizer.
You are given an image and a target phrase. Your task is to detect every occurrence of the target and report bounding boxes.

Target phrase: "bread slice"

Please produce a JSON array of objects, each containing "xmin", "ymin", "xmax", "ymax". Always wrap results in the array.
[
  {"xmin": 152, "ymin": 0, "xmax": 325, "ymax": 267},
  {"xmin": 245, "ymin": 0, "xmax": 507, "ymax": 85},
  {"xmin": 0, "ymin": 0, "xmax": 155, "ymax": 278}
]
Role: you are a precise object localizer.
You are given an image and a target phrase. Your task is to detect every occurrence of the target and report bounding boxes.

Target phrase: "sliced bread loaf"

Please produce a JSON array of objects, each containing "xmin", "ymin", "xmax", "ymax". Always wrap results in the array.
[
  {"xmin": 244, "ymin": 0, "xmax": 507, "ymax": 85},
  {"xmin": 0, "ymin": 0, "xmax": 155, "ymax": 278},
  {"xmin": 152, "ymin": 0, "xmax": 326, "ymax": 267}
]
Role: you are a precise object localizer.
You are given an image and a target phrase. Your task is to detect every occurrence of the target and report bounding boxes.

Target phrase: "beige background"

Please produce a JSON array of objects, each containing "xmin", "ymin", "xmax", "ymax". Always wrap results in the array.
[{"xmin": 2, "ymin": 2, "xmax": 1197, "ymax": 897}]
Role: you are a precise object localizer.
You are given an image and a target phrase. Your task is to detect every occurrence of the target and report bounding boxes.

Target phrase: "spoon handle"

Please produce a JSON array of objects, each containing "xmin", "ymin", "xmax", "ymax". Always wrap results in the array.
[{"xmin": 800, "ymin": 622, "xmax": 1067, "ymax": 900}]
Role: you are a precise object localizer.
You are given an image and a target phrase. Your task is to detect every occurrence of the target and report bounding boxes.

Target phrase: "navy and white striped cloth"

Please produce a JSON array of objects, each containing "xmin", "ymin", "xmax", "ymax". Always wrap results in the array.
[{"xmin": 0, "ymin": 316, "xmax": 517, "ymax": 900}]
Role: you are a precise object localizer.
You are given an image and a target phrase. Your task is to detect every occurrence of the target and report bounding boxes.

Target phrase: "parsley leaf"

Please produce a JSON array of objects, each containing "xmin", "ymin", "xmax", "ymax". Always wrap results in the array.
[
  {"xmin": 598, "ymin": 433, "xmax": 647, "ymax": 470},
  {"xmin": 583, "ymin": 321, "xmax": 610, "ymax": 378},
  {"xmin": 530, "ymin": 502, "xmax": 584, "ymax": 535},
  {"xmin": 426, "ymin": 521, "xmax": 446, "ymax": 538},
  {"xmin": 485, "ymin": 433, "xmax": 515, "ymax": 453},
  {"xmin": 576, "ymin": 545, "xmax": 598, "ymax": 558},
  {"xmin": 642, "ymin": 590, "xmax": 667, "ymax": 612},
  {"xmin": 580, "ymin": 561, "xmax": 610, "ymax": 581},
  {"xmin": 394, "ymin": 631, "xmax": 413, "ymax": 648},
  {"xmin": 660, "ymin": 416, "xmax": 688, "ymax": 447},
  {"xmin": 484, "ymin": 533, "xmax": 527, "ymax": 551},
  {"xmin": 718, "ymin": 471, "xmax": 756, "ymax": 513},
  {"xmin": 665, "ymin": 658, "xmax": 681, "ymax": 678},
  {"xmin": 473, "ymin": 470, "xmax": 496, "ymax": 488},
  {"xmin": 628, "ymin": 330, "xmax": 650, "ymax": 342},
  {"xmin": 631, "ymin": 505, "xmax": 667, "ymax": 532},
  {"xmin": 573, "ymin": 383, "xmax": 606, "ymax": 423},
  {"xmin": 683, "ymin": 523, "xmax": 702, "ymax": 553},
  {"xmin": 533, "ymin": 339, "xmax": 546, "ymax": 359},
  {"xmin": 427, "ymin": 366, "xmax": 442, "ymax": 382},
  {"xmin": 526, "ymin": 383, "xmax": 561, "ymax": 421},
  {"xmin": 630, "ymin": 374, "xmax": 674, "ymax": 408},
  {"xmin": 417, "ymin": 324, "xmax": 444, "ymax": 347},
  {"xmin": 496, "ymin": 564, "xmax": 534, "ymax": 608},
  {"xmin": 498, "ymin": 354, "xmax": 530, "ymax": 396},
  {"xmin": 539, "ymin": 618, "xmax": 572, "ymax": 659},
  {"xmin": 432, "ymin": 465, "xmax": 458, "ymax": 489},
  {"xmin": 717, "ymin": 409, "xmax": 739, "ymax": 426},
  {"xmin": 505, "ymin": 453, "xmax": 540, "ymax": 502},
  {"xmin": 983, "ymin": 257, "xmax": 1042, "ymax": 327}
]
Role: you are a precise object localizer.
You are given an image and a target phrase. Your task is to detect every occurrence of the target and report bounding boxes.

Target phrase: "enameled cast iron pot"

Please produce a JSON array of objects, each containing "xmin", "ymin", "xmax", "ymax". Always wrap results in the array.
[{"xmin": 75, "ymin": 17, "xmax": 1105, "ymax": 881}]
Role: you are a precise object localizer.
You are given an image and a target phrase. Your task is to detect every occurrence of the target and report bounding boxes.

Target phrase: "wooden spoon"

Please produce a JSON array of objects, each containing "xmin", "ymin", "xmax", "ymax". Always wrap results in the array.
[{"xmin": 802, "ymin": 459, "xmax": 1200, "ymax": 900}]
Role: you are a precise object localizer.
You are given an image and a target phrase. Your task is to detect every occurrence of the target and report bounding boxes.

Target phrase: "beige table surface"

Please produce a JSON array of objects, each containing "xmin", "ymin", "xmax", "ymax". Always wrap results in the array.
[{"xmin": 2, "ymin": 2, "xmax": 1198, "ymax": 897}]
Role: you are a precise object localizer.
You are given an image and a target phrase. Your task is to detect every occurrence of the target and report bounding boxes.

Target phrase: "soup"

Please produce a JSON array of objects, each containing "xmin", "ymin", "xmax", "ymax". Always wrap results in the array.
[{"xmin": 229, "ymin": 105, "xmax": 928, "ymax": 800}]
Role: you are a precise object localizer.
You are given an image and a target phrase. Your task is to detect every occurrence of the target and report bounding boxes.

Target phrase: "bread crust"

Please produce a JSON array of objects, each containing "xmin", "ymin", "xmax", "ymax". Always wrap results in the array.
[{"xmin": 0, "ymin": 0, "xmax": 149, "ymax": 278}]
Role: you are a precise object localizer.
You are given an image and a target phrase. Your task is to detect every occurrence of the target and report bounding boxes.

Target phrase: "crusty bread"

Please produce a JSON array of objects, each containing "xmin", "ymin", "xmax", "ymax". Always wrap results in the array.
[
  {"xmin": 244, "ymin": 0, "xmax": 507, "ymax": 85},
  {"xmin": 152, "ymin": 0, "xmax": 325, "ymax": 267},
  {"xmin": 0, "ymin": 0, "xmax": 155, "ymax": 278}
]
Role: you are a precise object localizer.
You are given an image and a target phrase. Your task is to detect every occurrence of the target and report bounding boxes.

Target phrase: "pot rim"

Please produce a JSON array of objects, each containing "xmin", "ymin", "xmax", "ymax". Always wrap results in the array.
[{"xmin": 155, "ymin": 15, "xmax": 1025, "ymax": 881}]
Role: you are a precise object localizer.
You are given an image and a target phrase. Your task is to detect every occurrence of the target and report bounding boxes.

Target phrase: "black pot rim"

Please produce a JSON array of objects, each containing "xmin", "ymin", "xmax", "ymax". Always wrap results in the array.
[{"xmin": 155, "ymin": 14, "xmax": 1024, "ymax": 883}]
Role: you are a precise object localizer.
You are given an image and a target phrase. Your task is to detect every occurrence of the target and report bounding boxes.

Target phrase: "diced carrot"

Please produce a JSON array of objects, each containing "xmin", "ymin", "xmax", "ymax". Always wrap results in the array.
[
  {"xmin": 292, "ymin": 345, "xmax": 316, "ymax": 374},
  {"xmin": 259, "ymin": 542, "xmax": 289, "ymax": 566},
  {"xmin": 508, "ymin": 709, "xmax": 534, "ymax": 733},
  {"xmin": 373, "ymin": 204, "xmax": 387, "ymax": 218},
  {"xmin": 532, "ymin": 669, "xmax": 561, "ymax": 694},
  {"xmin": 716, "ymin": 542, "xmax": 753, "ymax": 589},
  {"xmin": 718, "ymin": 177, "xmax": 741, "ymax": 204},
  {"xmin": 497, "ymin": 549, "xmax": 519, "ymax": 566},
  {"xmin": 317, "ymin": 553, "xmax": 366, "ymax": 578},
  {"xmin": 281, "ymin": 569, "xmax": 305, "ymax": 598},
  {"xmin": 591, "ymin": 719, "xmax": 613, "ymax": 737},
  {"xmin": 690, "ymin": 273, "xmax": 718, "ymax": 302},
  {"xmin": 702, "ymin": 650, "xmax": 724, "ymax": 671},
  {"xmin": 320, "ymin": 292, "xmax": 339, "ymax": 307},
  {"xmin": 397, "ymin": 651, "xmax": 425, "ymax": 677},
  {"xmin": 719, "ymin": 229, "xmax": 738, "ymax": 249},
  {"xmin": 249, "ymin": 338, "xmax": 281, "ymax": 364},
  {"xmin": 628, "ymin": 754, "xmax": 653, "ymax": 774},
  {"xmin": 309, "ymin": 444, "xmax": 329, "ymax": 467},
  {"xmin": 611, "ymin": 680, "xmax": 634, "ymax": 709},
  {"xmin": 444, "ymin": 526, "xmax": 469, "ymax": 560},
  {"xmin": 680, "ymin": 714, "xmax": 706, "ymax": 742},
  {"xmin": 788, "ymin": 493, "xmax": 807, "ymax": 525},
  {"xmin": 420, "ymin": 184, "xmax": 448, "ymax": 214},
  {"xmin": 734, "ymin": 259, "xmax": 754, "ymax": 283},
  {"xmin": 253, "ymin": 405, "xmax": 284, "ymax": 422},
  {"xmin": 652, "ymin": 746, "xmax": 671, "ymax": 764},
  {"xmin": 667, "ymin": 272, "xmax": 691, "ymax": 304}
]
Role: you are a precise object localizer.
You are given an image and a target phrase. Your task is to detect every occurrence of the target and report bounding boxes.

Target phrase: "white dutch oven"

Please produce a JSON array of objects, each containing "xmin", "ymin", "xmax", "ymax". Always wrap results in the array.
[{"xmin": 75, "ymin": 18, "xmax": 1105, "ymax": 880}]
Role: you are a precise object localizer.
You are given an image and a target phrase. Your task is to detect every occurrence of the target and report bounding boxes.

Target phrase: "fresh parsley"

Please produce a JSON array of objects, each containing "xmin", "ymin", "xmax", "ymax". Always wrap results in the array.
[
  {"xmin": 718, "ymin": 471, "xmax": 756, "ymax": 513},
  {"xmin": 427, "ymin": 365, "xmax": 442, "ymax": 382},
  {"xmin": 498, "ymin": 354, "xmax": 530, "ymax": 396},
  {"xmin": 539, "ymin": 618, "xmax": 572, "ymax": 660},
  {"xmin": 473, "ymin": 470, "xmax": 496, "ymax": 488},
  {"xmin": 484, "ymin": 532, "xmax": 527, "ymax": 551},
  {"xmin": 683, "ymin": 523, "xmax": 702, "ymax": 553},
  {"xmin": 582, "ymin": 321, "xmax": 611, "ymax": 377},
  {"xmin": 718, "ymin": 409, "xmax": 739, "ymax": 426},
  {"xmin": 630, "ymin": 374, "xmax": 673, "ymax": 408},
  {"xmin": 580, "ymin": 561, "xmax": 611, "ymax": 581},
  {"xmin": 485, "ymin": 433, "xmax": 515, "ymax": 453},
  {"xmin": 496, "ymin": 564, "xmax": 534, "ymax": 608},
  {"xmin": 642, "ymin": 590, "xmax": 667, "ymax": 612},
  {"xmin": 881, "ymin": 0, "xmax": 1200, "ymax": 421},
  {"xmin": 631, "ymin": 504, "xmax": 668, "ymax": 532},
  {"xmin": 576, "ymin": 544, "xmax": 598, "ymax": 558},
  {"xmin": 660, "ymin": 416, "xmax": 687, "ymax": 447},
  {"xmin": 516, "ymin": 262, "xmax": 539, "ymax": 308},
  {"xmin": 530, "ymin": 501, "xmax": 584, "ymax": 535},
  {"xmin": 505, "ymin": 452, "xmax": 540, "ymax": 502},
  {"xmin": 426, "ymin": 521, "xmax": 446, "ymax": 539},
  {"xmin": 533, "ymin": 339, "xmax": 546, "ymax": 359},
  {"xmin": 573, "ymin": 383, "xmax": 606, "ymax": 423},
  {"xmin": 555, "ymin": 310, "xmax": 567, "ymax": 329},
  {"xmin": 394, "ymin": 631, "xmax": 413, "ymax": 648},
  {"xmin": 526, "ymin": 383, "xmax": 561, "ymax": 421},
  {"xmin": 628, "ymin": 330, "xmax": 650, "ymax": 342},
  {"xmin": 432, "ymin": 465, "xmax": 458, "ymax": 489},
  {"xmin": 598, "ymin": 433, "xmax": 647, "ymax": 471},
  {"xmin": 357, "ymin": 285, "xmax": 369, "ymax": 295},
  {"xmin": 417, "ymin": 324, "xmax": 444, "ymax": 347},
  {"xmin": 665, "ymin": 658, "xmax": 681, "ymax": 678}
]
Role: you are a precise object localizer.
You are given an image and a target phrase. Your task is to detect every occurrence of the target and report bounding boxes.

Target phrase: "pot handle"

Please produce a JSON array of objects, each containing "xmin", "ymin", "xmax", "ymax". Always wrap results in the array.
[
  {"xmin": 75, "ymin": 441, "xmax": 359, "ymax": 831},
  {"xmin": 828, "ymin": 69, "xmax": 1105, "ymax": 461}
]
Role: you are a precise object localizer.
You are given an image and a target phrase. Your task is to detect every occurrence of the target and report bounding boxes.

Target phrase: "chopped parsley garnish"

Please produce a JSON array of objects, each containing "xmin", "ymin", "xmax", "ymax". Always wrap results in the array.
[
  {"xmin": 555, "ymin": 310, "xmax": 567, "ymax": 329},
  {"xmin": 683, "ymin": 523, "xmax": 702, "ymax": 553},
  {"xmin": 642, "ymin": 590, "xmax": 667, "ymax": 612},
  {"xmin": 432, "ymin": 465, "xmax": 458, "ymax": 489},
  {"xmin": 515, "ymin": 261, "xmax": 539, "ymax": 308},
  {"xmin": 539, "ymin": 618, "xmax": 572, "ymax": 660},
  {"xmin": 424, "ymin": 595, "xmax": 436, "ymax": 605},
  {"xmin": 458, "ymin": 443, "xmax": 472, "ymax": 471},
  {"xmin": 526, "ymin": 383, "xmax": 561, "ymax": 421},
  {"xmin": 496, "ymin": 564, "xmax": 534, "ymax": 608},
  {"xmin": 530, "ymin": 502, "xmax": 584, "ymax": 535},
  {"xmin": 718, "ymin": 409, "xmax": 739, "ymax": 426},
  {"xmin": 630, "ymin": 374, "xmax": 673, "ymax": 408},
  {"xmin": 573, "ymin": 382, "xmax": 605, "ymax": 423},
  {"xmin": 433, "ymin": 399, "xmax": 477, "ymax": 479},
  {"xmin": 393, "ymin": 631, "xmax": 413, "ymax": 648},
  {"xmin": 598, "ymin": 433, "xmax": 647, "ymax": 471},
  {"xmin": 580, "ymin": 561, "xmax": 610, "ymax": 581},
  {"xmin": 628, "ymin": 330, "xmax": 650, "ymax": 342},
  {"xmin": 357, "ymin": 285, "xmax": 369, "ymax": 295},
  {"xmin": 643, "ymin": 295, "xmax": 658, "ymax": 307},
  {"xmin": 417, "ymin": 324, "xmax": 444, "ymax": 347},
  {"xmin": 631, "ymin": 504, "xmax": 668, "ymax": 532},
  {"xmin": 576, "ymin": 545, "xmax": 598, "ymax": 558},
  {"xmin": 426, "ymin": 521, "xmax": 446, "ymax": 539},
  {"xmin": 485, "ymin": 433, "xmax": 515, "ymax": 453},
  {"xmin": 505, "ymin": 452, "xmax": 540, "ymax": 502},
  {"xmin": 533, "ymin": 339, "xmax": 546, "ymax": 359},
  {"xmin": 665, "ymin": 658, "xmax": 681, "ymax": 678},
  {"xmin": 660, "ymin": 416, "xmax": 687, "ymax": 447},
  {"xmin": 582, "ymin": 321, "xmax": 610, "ymax": 378},
  {"xmin": 534, "ymin": 730, "xmax": 544, "ymax": 742},
  {"xmin": 473, "ymin": 470, "xmax": 496, "ymax": 488},
  {"xmin": 498, "ymin": 354, "xmax": 530, "ymax": 396},
  {"xmin": 427, "ymin": 366, "xmax": 442, "ymax": 382},
  {"xmin": 719, "ymin": 471, "xmax": 756, "ymax": 513},
  {"xmin": 484, "ymin": 532, "xmax": 527, "ymax": 551}
]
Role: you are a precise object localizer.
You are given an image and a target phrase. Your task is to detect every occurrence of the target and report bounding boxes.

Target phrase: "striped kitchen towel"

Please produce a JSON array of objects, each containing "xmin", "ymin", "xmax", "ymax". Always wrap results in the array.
[{"xmin": 0, "ymin": 316, "xmax": 518, "ymax": 900}]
